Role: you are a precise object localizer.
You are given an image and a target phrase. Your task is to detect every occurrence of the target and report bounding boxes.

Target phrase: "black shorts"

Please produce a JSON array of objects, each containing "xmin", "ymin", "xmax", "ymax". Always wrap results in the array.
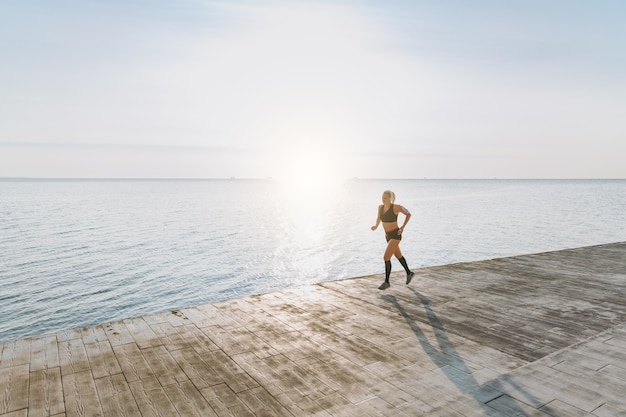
[{"xmin": 385, "ymin": 229, "xmax": 402, "ymax": 242}]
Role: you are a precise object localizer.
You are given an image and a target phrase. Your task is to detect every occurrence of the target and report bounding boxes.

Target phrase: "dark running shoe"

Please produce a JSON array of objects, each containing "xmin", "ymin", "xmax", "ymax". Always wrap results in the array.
[
  {"xmin": 406, "ymin": 272, "xmax": 414, "ymax": 285},
  {"xmin": 378, "ymin": 281, "xmax": 390, "ymax": 290}
]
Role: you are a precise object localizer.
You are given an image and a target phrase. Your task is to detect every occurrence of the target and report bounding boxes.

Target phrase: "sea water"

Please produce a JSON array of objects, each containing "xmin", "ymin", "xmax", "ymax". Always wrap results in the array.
[{"xmin": 1, "ymin": 178, "xmax": 625, "ymax": 341}]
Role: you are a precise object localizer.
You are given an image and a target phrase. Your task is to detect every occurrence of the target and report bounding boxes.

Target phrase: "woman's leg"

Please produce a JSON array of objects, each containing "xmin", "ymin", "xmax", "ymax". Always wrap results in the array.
[
  {"xmin": 384, "ymin": 239, "xmax": 401, "ymax": 262},
  {"xmin": 379, "ymin": 239, "xmax": 401, "ymax": 289},
  {"xmin": 394, "ymin": 245, "xmax": 414, "ymax": 284}
]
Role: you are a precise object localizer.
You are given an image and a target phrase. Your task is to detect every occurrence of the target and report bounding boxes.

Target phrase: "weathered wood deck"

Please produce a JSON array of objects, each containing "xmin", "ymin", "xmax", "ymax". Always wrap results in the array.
[{"xmin": 1, "ymin": 242, "xmax": 625, "ymax": 416}]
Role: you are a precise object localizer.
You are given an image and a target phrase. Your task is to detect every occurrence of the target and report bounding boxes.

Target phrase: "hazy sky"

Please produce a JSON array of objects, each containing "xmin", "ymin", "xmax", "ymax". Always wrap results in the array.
[{"xmin": 1, "ymin": 0, "xmax": 625, "ymax": 179}]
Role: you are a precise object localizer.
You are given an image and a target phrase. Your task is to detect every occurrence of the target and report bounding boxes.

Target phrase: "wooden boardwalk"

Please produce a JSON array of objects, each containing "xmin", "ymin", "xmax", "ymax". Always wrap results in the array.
[{"xmin": 1, "ymin": 242, "xmax": 625, "ymax": 416}]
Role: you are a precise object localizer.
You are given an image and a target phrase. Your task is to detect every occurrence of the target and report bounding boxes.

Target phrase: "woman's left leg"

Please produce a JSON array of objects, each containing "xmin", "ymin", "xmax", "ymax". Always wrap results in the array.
[{"xmin": 394, "ymin": 246, "xmax": 414, "ymax": 284}]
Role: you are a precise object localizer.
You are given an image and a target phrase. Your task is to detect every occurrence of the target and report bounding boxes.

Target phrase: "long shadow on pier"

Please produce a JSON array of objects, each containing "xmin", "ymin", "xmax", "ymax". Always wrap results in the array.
[{"xmin": 383, "ymin": 289, "xmax": 542, "ymax": 416}]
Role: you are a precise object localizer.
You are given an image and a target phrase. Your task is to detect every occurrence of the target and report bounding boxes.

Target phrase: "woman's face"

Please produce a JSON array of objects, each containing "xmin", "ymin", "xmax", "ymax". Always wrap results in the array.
[{"xmin": 382, "ymin": 193, "xmax": 391, "ymax": 204}]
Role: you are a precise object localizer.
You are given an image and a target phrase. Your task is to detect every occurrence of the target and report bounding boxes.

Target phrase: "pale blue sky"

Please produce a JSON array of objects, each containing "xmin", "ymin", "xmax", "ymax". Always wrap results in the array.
[{"xmin": 1, "ymin": 0, "xmax": 625, "ymax": 179}]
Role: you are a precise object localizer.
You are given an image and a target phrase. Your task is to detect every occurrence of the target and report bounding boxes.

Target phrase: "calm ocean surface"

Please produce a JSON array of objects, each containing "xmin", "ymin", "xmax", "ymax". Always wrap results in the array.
[{"xmin": 1, "ymin": 179, "xmax": 625, "ymax": 342}]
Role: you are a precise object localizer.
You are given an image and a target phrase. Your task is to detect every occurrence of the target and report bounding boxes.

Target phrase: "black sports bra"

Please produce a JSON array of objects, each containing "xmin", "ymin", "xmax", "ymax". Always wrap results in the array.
[{"xmin": 380, "ymin": 204, "xmax": 398, "ymax": 222}]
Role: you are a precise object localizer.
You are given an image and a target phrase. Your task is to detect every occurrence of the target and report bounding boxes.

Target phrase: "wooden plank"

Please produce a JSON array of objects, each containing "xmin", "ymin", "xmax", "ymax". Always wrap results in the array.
[
  {"xmin": 175, "ymin": 325, "xmax": 220, "ymax": 354},
  {"xmin": 296, "ymin": 350, "xmax": 367, "ymax": 392},
  {"xmin": 164, "ymin": 310, "xmax": 190, "ymax": 328},
  {"xmin": 103, "ymin": 321, "xmax": 134, "ymax": 347},
  {"xmin": 30, "ymin": 335, "xmax": 59, "ymax": 372},
  {"xmin": 233, "ymin": 351, "xmax": 332, "ymax": 398},
  {"xmin": 201, "ymin": 350, "xmax": 259, "ymax": 393},
  {"xmin": 141, "ymin": 313, "xmax": 168, "ymax": 326},
  {"xmin": 140, "ymin": 345, "xmax": 188, "ymax": 387},
  {"xmin": 143, "ymin": 310, "xmax": 188, "ymax": 328},
  {"xmin": 592, "ymin": 403, "xmax": 626, "ymax": 417},
  {"xmin": 181, "ymin": 304, "xmax": 240, "ymax": 329},
  {"xmin": 486, "ymin": 394, "xmax": 555, "ymax": 417},
  {"xmin": 94, "ymin": 373, "xmax": 142, "ymax": 417},
  {"xmin": 274, "ymin": 387, "xmax": 334, "ymax": 417},
  {"xmin": 539, "ymin": 399, "xmax": 595, "ymax": 417},
  {"xmin": 172, "ymin": 346, "xmax": 259, "ymax": 393},
  {"xmin": 252, "ymin": 328, "xmax": 319, "ymax": 361},
  {"xmin": 84, "ymin": 341, "xmax": 122, "ymax": 379},
  {"xmin": 61, "ymin": 370, "xmax": 103, "ymax": 417},
  {"xmin": 28, "ymin": 367, "xmax": 64, "ymax": 417},
  {"xmin": 199, "ymin": 383, "xmax": 255, "ymax": 417},
  {"xmin": 58, "ymin": 339, "xmax": 90, "ymax": 376},
  {"xmin": 0, "ymin": 364, "xmax": 29, "ymax": 415},
  {"xmin": 163, "ymin": 381, "xmax": 218, "ymax": 417},
  {"xmin": 111, "ymin": 343, "xmax": 153, "ymax": 383},
  {"xmin": 237, "ymin": 386, "xmax": 295, "ymax": 417},
  {"xmin": 0, "ymin": 409, "xmax": 28, "ymax": 417},
  {"xmin": 309, "ymin": 392, "xmax": 355, "ymax": 417},
  {"xmin": 56, "ymin": 328, "xmax": 83, "ymax": 343},
  {"xmin": 146, "ymin": 322, "xmax": 190, "ymax": 352},
  {"xmin": 81, "ymin": 325, "xmax": 108, "ymax": 345},
  {"xmin": 168, "ymin": 348, "xmax": 224, "ymax": 389},
  {"xmin": 0, "ymin": 339, "xmax": 30, "ymax": 369},
  {"xmin": 123, "ymin": 317, "xmax": 162, "ymax": 349},
  {"xmin": 150, "ymin": 321, "xmax": 219, "ymax": 352},
  {"xmin": 199, "ymin": 325, "xmax": 277, "ymax": 357},
  {"xmin": 128, "ymin": 376, "xmax": 179, "ymax": 417}
]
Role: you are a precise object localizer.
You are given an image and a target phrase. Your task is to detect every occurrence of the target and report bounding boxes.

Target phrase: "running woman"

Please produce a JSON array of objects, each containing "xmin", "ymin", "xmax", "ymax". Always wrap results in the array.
[{"xmin": 371, "ymin": 190, "xmax": 415, "ymax": 289}]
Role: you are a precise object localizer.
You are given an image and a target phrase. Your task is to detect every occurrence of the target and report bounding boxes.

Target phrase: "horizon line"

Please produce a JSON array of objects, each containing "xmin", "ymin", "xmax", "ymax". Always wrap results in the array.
[{"xmin": 2, "ymin": 177, "xmax": 625, "ymax": 181}]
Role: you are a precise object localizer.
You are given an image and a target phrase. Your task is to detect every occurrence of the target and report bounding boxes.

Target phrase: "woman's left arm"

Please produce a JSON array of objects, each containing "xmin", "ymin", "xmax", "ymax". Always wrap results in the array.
[{"xmin": 398, "ymin": 205, "xmax": 411, "ymax": 234}]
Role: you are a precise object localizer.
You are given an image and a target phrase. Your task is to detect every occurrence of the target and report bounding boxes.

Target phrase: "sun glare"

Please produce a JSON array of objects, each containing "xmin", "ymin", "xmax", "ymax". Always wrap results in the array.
[
  {"xmin": 271, "ymin": 142, "xmax": 349, "ymax": 212},
  {"xmin": 272, "ymin": 144, "xmax": 346, "ymax": 244},
  {"xmin": 276, "ymin": 147, "xmax": 341, "ymax": 192}
]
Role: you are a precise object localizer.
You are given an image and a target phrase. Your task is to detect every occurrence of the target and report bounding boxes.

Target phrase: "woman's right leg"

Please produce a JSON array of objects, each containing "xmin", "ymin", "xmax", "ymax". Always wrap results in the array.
[{"xmin": 384, "ymin": 239, "xmax": 401, "ymax": 262}]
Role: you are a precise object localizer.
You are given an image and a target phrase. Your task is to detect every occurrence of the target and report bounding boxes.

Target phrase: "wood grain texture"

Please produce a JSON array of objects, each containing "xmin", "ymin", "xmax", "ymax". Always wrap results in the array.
[
  {"xmin": 0, "ymin": 364, "xmax": 29, "ymax": 415},
  {"xmin": 61, "ymin": 370, "xmax": 103, "ymax": 417},
  {"xmin": 29, "ymin": 367, "xmax": 64, "ymax": 417}
]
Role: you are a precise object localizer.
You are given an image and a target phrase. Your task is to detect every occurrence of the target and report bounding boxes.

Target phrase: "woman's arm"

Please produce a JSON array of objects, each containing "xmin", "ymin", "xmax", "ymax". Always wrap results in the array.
[
  {"xmin": 371, "ymin": 205, "xmax": 382, "ymax": 231},
  {"xmin": 397, "ymin": 205, "xmax": 411, "ymax": 234}
]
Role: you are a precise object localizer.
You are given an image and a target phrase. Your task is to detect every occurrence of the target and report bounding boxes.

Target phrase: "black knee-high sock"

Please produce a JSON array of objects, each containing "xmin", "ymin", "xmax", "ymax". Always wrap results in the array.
[
  {"xmin": 385, "ymin": 260, "xmax": 392, "ymax": 282},
  {"xmin": 399, "ymin": 256, "xmax": 412, "ymax": 274}
]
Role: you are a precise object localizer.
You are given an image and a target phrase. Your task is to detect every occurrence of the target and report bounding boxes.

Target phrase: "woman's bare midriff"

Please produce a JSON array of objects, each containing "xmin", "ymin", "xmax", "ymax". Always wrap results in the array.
[{"xmin": 382, "ymin": 222, "xmax": 398, "ymax": 232}]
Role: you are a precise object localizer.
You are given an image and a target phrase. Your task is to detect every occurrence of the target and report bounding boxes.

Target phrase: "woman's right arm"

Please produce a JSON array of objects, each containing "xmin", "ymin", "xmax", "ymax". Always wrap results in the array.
[{"xmin": 371, "ymin": 205, "xmax": 381, "ymax": 231}]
